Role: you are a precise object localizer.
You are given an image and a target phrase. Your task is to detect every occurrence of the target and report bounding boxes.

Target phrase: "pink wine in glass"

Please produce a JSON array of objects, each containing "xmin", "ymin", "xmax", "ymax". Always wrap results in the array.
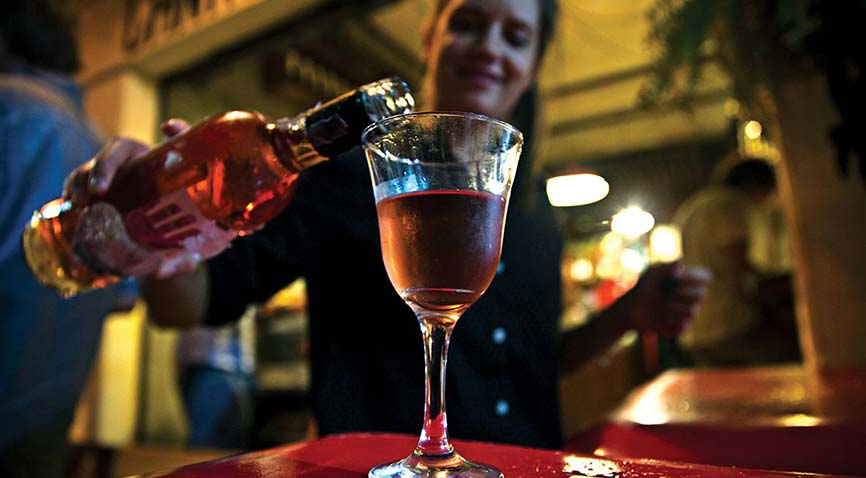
[
  {"xmin": 365, "ymin": 113, "xmax": 521, "ymax": 478},
  {"xmin": 376, "ymin": 189, "xmax": 505, "ymax": 319}
]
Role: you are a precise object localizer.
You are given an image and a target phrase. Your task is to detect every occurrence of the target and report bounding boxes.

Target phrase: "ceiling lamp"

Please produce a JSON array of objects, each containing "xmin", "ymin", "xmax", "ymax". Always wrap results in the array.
[{"xmin": 546, "ymin": 172, "xmax": 609, "ymax": 207}]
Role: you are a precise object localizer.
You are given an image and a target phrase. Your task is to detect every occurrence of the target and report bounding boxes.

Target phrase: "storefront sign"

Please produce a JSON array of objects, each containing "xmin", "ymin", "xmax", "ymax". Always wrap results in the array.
[{"xmin": 122, "ymin": 0, "xmax": 258, "ymax": 52}]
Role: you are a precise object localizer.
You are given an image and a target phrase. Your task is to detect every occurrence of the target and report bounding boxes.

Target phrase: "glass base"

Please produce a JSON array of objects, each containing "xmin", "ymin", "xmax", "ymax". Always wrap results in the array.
[{"xmin": 369, "ymin": 450, "xmax": 503, "ymax": 478}]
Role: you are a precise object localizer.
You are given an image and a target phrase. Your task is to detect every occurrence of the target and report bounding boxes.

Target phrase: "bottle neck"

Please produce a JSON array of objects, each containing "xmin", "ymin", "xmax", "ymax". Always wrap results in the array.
[
  {"xmin": 272, "ymin": 115, "xmax": 330, "ymax": 172},
  {"xmin": 272, "ymin": 77, "xmax": 415, "ymax": 170}
]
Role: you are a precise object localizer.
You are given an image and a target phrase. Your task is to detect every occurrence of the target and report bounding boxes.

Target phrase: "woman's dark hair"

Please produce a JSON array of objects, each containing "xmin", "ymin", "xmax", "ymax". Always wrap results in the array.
[
  {"xmin": 509, "ymin": 0, "xmax": 559, "ymax": 209},
  {"xmin": 0, "ymin": 1, "xmax": 80, "ymax": 73}
]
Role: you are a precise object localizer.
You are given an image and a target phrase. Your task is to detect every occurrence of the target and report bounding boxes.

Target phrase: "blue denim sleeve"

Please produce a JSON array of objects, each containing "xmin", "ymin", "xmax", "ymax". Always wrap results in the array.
[
  {"xmin": 0, "ymin": 95, "xmax": 101, "ymax": 262},
  {"xmin": 0, "ymin": 82, "xmax": 115, "ymax": 452}
]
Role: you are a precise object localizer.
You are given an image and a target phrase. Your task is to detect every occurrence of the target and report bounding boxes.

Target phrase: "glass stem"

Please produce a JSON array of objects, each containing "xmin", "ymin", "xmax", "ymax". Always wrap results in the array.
[{"xmin": 416, "ymin": 317, "xmax": 456, "ymax": 457}]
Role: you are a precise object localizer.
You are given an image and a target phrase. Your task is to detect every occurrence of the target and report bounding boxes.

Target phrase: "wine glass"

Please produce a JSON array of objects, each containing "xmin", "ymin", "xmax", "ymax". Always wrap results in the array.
[{"xmin": 362, "ymin": 112, "xmax": 523, "ymax": 478}]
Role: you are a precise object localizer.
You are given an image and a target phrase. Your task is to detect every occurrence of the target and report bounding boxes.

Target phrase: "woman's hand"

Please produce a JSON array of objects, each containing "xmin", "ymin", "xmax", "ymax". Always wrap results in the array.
[
  {"xmin": 558, "ymin": 261, "xmax": 710, "ymax": 375},
  {"xmin": 63, "ymin": 120, "xmax": 199, "ymax": 278},
  {"xmin": 64, "ymin": 119, "xmax": 190, "ymax": 204},
  {"xmin": 627, "ymin": 262, "xmax": 711, "ymax": 336},
  {"xmin": 63, "ymin": 136, "xmax": 150, "ymax": 205}
]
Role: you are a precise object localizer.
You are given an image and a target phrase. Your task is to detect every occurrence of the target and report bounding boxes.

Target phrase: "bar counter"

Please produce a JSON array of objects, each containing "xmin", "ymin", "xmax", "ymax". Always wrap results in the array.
[{"xmin": 132, "ymin": 432, "xmax": 856, "ymax": 478}]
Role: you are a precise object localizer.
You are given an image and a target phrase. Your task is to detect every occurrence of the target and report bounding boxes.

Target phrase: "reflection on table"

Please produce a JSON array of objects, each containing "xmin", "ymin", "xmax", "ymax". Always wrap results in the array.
[
  {"xmin": 564, "ymin": 365, "xmax": 866, "ymax": 475},
  {"xmin": 131, "ymin": 432, "xmax": 851, "ymax": 478}
]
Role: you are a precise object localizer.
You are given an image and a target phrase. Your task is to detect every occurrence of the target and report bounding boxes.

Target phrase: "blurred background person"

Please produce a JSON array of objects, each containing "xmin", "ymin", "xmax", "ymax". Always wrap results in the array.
[
  {"xmin": 67, "ymin": 0, "xmax": 709, "ymax": 450},
  {"xmin": 0, "ymin": 2, "xmax": 132, "ymax": 477},
  {"xmin": 674, "ymin": 153, "xmax": 800, "ymax": 367},
  {"xmin": 176, "ymin": 320, "xmax": 256, "ymax": 450}
]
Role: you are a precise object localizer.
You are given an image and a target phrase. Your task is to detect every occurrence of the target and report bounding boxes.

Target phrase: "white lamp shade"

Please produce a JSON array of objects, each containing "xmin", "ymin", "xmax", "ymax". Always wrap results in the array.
[{"xmin": 546, "ymin": 173, "xmax": 609, "ymax": 207}]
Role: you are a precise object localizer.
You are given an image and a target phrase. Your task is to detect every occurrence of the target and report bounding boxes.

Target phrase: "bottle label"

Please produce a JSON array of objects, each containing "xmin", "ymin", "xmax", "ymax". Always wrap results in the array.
[
  {"xmin": 305, "ymin": 90, "xmax": 368, "ymax": 157},
  {"xmin": 72, "ymin": 188, "xmax": 236, "ymax": 277},
  {"xmin": 305, "ymin": 113, "xmax": 350, "ymax": 149}
]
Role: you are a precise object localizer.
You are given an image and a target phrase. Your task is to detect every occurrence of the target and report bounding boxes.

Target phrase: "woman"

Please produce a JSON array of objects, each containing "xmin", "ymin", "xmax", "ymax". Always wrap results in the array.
[{"xmin": 71, "ymin": 0, "xmax": 708, "ymax": 449}]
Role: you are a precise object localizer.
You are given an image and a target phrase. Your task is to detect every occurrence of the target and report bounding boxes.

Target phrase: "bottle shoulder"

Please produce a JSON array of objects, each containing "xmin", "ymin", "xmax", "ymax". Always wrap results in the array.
[{"xmin": 203, "ymin": 110, "xmax": 271, "ymax": 129}]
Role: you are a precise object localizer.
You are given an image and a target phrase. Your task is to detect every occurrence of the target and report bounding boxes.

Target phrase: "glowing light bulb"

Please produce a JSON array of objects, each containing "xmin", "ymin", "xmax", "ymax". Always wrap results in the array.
[
  {"xmin": 744, "ymin": 120, "xmax": 763, "ymax": 140},
  {"xmin": 610, "ymin": 206, "xmax": 654, "ymax": 239},
  {"xmin": 569, "ymin": 258, "xmax": 594, "ymax": 282},
  {"xmin": 620, "ymin": 248, "xmax": 647, "ymax": 275},
  {"xmin": 649, "ymin": 224, "xmax": 682, "ymax": 263}
]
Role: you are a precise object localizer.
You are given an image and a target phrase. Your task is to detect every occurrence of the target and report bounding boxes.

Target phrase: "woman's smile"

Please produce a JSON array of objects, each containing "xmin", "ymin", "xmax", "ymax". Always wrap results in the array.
[{"xmin": 456, "ymin": 65, "xmax": 504, "ymax": 90}]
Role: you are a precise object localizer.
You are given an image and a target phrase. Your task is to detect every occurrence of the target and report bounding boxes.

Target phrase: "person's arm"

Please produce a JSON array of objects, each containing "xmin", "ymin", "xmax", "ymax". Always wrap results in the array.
[
  {"xmin": 557, "ymin": 287, "xmax": 639, "ymax": 375},
  {"xmin": 557, "ymin": 262, "xmax": 710, "ymax": 376},
  {"xmin": 141, "ymin": 207, "xmax": 307, "ymax": 329},
  {"xmin": 141, "ymin": 265, "xmax": 209, "ymax": 328},
  {"xmin": 61, "ymin": 127, "xmax": 212, "ymax": 327}
]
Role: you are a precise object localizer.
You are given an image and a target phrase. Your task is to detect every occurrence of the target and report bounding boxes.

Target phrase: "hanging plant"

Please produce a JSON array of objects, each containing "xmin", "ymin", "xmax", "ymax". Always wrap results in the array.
[{"xmin": 641, "ymin": 0, "xmax": 866, "ymax": 183}]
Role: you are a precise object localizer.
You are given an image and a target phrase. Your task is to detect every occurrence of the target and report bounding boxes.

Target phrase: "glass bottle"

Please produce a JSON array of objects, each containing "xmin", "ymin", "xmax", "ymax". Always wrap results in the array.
[{"xmin": 23, "ymin": 77, "xmax": 414, "ymax": 297}]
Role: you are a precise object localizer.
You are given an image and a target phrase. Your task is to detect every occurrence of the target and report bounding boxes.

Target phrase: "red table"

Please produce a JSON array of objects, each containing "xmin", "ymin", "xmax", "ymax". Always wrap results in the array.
[
  {"xmin": 131, "ymin": 432, "xmax": 856, "ymax": 478},
  {"xmin": 564, "ymin": 365, "xmax": 866, "ymax": 476}
]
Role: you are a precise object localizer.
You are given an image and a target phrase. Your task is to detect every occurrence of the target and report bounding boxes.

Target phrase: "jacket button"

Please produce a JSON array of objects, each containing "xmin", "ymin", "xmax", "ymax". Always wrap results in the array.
[
  {"xmin": 495, "ymin": 400, "xmax": 510, "ymax": 416},
  {"xmin": 492, "ymin": 327, "xmax": 507, "ymax": 344}
]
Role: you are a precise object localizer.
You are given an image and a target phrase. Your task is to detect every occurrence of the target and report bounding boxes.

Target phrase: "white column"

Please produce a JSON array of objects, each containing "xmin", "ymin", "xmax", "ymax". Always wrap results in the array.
[{"xmin": 772, "ymin": 74, "xmax": 866, "ymax": 414}]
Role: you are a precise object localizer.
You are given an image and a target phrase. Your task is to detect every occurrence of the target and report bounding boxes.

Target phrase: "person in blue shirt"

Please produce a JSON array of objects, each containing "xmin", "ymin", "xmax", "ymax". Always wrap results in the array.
[{"xmin": 0, "ymin": 2, "xmax": 131, "ymax": 476}]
